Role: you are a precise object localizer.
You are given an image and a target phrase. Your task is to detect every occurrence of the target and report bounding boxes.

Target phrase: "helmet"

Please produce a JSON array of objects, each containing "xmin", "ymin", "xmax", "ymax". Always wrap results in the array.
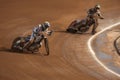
[
  {"xmin": 42, "ymin": 21, "xmax": 51, "ymax": 31},
  {"xmin": 38, "ymin": 24, "xmax": 42, "ymax": 27},
  {"xmin": 95, "ymin": 4, "xmax": 101, "ymax": 9},
  {"xmin": 44, "ymin": 21, "xmax": 50, "ymax": 28}
]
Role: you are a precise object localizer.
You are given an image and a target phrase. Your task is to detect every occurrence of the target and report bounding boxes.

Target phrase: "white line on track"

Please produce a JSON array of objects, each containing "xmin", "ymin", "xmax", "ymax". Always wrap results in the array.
[{"xmin": 87, "ymin": 22, "xmax": 120, "ymax": 77}]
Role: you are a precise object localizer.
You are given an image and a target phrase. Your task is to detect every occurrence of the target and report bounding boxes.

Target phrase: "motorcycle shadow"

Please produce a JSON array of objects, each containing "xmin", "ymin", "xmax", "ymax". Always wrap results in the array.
[
  {"xmin": 0, "ymin": 46, "xmax": 48, "ymax": 56},
  {"xmin": 0, "ymin": 47, "xmax": 11, "ymax": 52}
]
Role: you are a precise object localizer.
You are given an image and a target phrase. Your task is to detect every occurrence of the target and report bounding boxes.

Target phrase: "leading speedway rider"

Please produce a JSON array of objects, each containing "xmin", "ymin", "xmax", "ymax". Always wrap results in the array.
[
  {"xmin": 87, "ymin": 4, "xmax": 104, "ymax": 35},
  {"xmin": 23, "ymin": 21, "xmax": 52, "ymax": 51}
]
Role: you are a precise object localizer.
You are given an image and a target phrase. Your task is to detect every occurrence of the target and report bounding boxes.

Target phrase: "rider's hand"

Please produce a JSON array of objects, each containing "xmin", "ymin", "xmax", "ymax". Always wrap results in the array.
[
  {"xmin": 47, "ymin": 30, "xmax": 53, "ymax": 36},
  {"xmin": 100, "ymin": 17, "xmax": 104, "ymax": 19}
]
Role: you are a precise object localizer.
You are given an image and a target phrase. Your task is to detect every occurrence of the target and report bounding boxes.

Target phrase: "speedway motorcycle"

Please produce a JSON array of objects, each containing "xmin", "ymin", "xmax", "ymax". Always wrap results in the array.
[
  {"xmin": 66, "ymin": 18, "xmax": 95, "ymax": 33},
  {"xmin": 11, "ymin": 33, "xmax": 51, "ymax": 55}
]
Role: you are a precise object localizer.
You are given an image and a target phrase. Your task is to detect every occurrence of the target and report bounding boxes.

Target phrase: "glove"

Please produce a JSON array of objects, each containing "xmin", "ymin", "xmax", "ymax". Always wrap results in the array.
[
  {"xmin": 100, "ymin": 17, "xmax": 104, "ymax": 19},
  {"xmin": 47, "ymin": 30, "xmax": 53, "ymax": 36}
]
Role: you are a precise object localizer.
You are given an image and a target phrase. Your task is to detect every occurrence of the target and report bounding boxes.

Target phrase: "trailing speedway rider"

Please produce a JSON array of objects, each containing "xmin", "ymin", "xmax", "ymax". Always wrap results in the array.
[
  {"xmin": 23, "ymin": 21, "xmax": 52, "ymax": 51},
  {"xmin": 87, "ymin": 4, "xmax": 104, "ymax": 35}
]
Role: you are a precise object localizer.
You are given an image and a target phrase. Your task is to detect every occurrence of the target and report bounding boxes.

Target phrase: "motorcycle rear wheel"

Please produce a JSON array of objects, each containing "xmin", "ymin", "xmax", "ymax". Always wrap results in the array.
[
  {"xmin": 66, "ymin": 28, "xmax": 77, "ymax": 33},
  {"xmin": 11, "ymin": 37, "xmax": 23, "ymax": 52}
]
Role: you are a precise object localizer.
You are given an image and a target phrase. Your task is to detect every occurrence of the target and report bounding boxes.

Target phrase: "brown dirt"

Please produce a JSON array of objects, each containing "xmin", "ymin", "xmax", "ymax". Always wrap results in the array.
[{"xmin": 0, "ymin": 0, "xmax": 120, "ymax": 80}]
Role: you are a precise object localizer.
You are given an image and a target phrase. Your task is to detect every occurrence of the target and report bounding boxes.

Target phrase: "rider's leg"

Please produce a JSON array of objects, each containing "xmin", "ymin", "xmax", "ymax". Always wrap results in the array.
[
  {"xmin": 91, "ymin": 19, "xmax": 98, "ymax": 35},
  {"xmin": 91, "ymin": 25, "xmax": 98, "ymax": 35},
  {"xmin": 23, "ymin": 39, "xmax": 34, "ymax": 49},
  {"xmin": 23, "ymin": 33, "xmax": 35, "ymax": 50}
]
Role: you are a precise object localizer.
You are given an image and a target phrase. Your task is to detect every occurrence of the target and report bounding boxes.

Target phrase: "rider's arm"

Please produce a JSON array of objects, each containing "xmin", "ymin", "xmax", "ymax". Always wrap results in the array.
[
  {"xmin": 97, "ymin": 10, "xmax": 104, "ymax": 19},
  {"xmin": 91, "ymin": 18, "xmax": 98, "ymax": 35},
  {"xmin": 45, "ymin": 28, "xmax": 53, "ymax": 36},
  {"xmin": 40, "ymin": 29, "xmax": 51, "ymax": 38},
  {"xmin": 45, "ymin": 28, "xmax": 49, "ymax": 34}
]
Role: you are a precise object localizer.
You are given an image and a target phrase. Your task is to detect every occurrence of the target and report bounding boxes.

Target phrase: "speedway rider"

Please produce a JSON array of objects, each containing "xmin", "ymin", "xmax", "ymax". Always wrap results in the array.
[
  {"xmin": 87, "ymin": 4, "xmax": 104, "ymax": 35},
  {"xmin": 23, "ymin": 21, "xmax": 52, "ymax": 51}
]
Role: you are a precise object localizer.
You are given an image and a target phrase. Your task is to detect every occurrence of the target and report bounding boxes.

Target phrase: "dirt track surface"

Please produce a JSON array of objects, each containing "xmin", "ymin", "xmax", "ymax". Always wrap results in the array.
[{"xmin": 0, "ymin": 0, "xmax": 120, "ymax": 80}]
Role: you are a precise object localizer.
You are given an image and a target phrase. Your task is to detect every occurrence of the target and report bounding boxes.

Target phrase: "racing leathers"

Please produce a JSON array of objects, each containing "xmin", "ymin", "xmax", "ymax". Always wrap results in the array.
[
  {"xmin": 23, "ymin": 24, "xmax": 51, "ymax": 50},
  {"xmin": 87, "ymin": 7, "xmax": 104, "ymax": 34}
]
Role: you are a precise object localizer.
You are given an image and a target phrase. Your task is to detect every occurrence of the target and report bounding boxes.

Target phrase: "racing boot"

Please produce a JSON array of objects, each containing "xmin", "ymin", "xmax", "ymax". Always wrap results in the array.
[{"xmin": 91, "ymin": 31, "xmax": 97, "ymax": 35}]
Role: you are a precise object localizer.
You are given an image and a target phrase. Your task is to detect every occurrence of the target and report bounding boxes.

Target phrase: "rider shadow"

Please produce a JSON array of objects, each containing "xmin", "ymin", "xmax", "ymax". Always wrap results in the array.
[
  {"xmin": 0, "ymin": 46, "xmax": 46, "ymax": 56},
  {"xmin": 54, "ymin": 30, "xmax": 68, "ymax": 33},
  {"xmin": 54, "ymin": 30, "xmax": 91, "ymax": 35},
  {"xmin": 75, "ymin": 32, "xmax": 91, "ymax": 35}
]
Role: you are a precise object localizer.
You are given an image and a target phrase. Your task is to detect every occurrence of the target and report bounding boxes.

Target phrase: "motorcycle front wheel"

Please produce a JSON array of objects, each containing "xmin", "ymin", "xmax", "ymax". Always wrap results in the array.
[{"xmin": 44, "ymin": 38, "xmax": 49, "ymax": 56}]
